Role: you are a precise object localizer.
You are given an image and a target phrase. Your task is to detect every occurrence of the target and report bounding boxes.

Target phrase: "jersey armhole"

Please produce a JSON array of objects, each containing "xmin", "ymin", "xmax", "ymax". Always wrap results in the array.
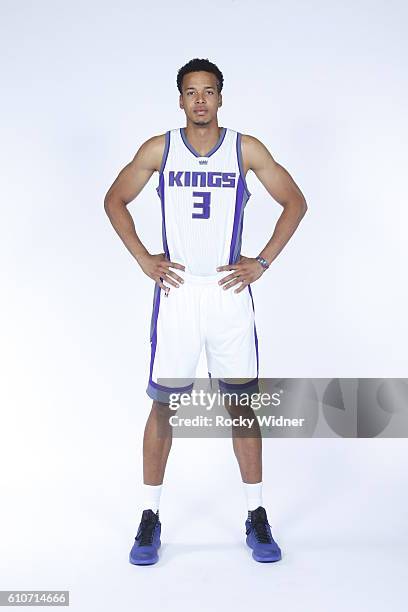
[
  {"xmin": 156, "ymin": 130, "xmax": 171, "ymax": 195},
  {"xmin": 236, "ymin": 132, "xmax": 251, "ymax": 199}
]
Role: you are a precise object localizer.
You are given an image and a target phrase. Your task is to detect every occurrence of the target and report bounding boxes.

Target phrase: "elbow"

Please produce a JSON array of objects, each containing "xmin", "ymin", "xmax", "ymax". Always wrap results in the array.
[
  {"xmin": 299, "ymin": 197, "xmax": 308, "ymax": 217},
  {"xmin": 104, "ymin": 195, "xmax": 112, "ymax": 210},
  {"xmin": 284, "ymin": 196, "xmax": 308, "ymax": 218},
  {"xmin": 285, "ymin": 197, "xmax": 307, "ymax": 219},
  {"xmin": 104, "ymin": 197, "xmax": 113, "ymax": 219},
  {"xmin": 104, "ymin": 195, "xmax": 123, "ymax": 217}
]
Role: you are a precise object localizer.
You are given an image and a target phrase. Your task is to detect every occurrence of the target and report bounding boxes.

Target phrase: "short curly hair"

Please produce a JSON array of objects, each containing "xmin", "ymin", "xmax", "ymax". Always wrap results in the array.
[{"xmin": 177, "ymin": 58, "xmax": 224, "ymax": 94}]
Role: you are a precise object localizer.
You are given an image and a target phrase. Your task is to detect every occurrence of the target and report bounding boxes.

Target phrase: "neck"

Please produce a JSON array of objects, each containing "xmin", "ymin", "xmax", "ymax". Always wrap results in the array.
[{"xmin": 184, "ymin": 120, "xmax": 221, "ymax": 156}]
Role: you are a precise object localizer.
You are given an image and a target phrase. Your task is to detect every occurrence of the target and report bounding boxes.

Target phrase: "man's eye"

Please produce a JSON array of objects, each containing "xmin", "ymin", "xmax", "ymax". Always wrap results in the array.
[{"xmin": 207, "ymin": 91, "xmax": 214, "ymax": 94}]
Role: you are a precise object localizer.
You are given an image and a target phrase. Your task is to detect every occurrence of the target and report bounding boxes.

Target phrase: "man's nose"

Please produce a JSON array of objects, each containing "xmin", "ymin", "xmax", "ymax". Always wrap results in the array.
[{"xmin": 195, "ymin": 92, "xmax": 205, "ymax": 103}]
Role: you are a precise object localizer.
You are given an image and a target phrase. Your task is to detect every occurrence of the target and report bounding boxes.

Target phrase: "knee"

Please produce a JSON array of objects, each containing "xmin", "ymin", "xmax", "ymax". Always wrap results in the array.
[
  {"xmin": 224, "ymin": 401, "xmax": 253, "ymax": 420},
  {"xmin": 152, "ymin": 400, "xmax": 174, "ymax": 419}
]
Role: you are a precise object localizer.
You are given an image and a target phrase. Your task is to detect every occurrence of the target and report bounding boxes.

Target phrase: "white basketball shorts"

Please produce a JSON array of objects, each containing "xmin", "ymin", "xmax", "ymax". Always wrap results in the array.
[{"xmin": 146, "ymin": 271, "xmax": 259, "ymax": 403}]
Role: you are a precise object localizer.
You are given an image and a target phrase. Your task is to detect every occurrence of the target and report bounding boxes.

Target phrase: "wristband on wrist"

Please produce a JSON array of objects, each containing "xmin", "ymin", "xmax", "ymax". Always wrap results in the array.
[{"xmin": 255, "ymin": 255, "xmax": 270, "ymax": 270}]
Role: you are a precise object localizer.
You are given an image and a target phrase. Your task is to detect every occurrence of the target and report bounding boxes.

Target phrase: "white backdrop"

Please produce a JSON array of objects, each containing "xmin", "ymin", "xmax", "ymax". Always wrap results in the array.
[{"xmin": 1, "ymin": 0, "xmax": 407, "ymax": 610}]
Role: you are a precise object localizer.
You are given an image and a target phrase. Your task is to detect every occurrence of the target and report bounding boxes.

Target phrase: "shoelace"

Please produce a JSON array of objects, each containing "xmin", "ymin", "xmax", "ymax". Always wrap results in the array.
[
  {"xmin": 136, "ymin": 518, "xmax": 157, "ymax": 546},
  {"xmin": 250, "ymin": 519, "xmax": 272, "ymax": 544}
]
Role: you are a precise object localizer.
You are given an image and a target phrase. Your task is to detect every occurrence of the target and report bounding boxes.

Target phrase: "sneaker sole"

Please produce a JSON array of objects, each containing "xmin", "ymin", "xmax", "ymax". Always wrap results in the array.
[
  {"xmin": 252, "ymin": 550, "xmax": 282, "ymax": 562},
  {"xmin": 129, "ymin": 541, "xmax": 161, "ymax": 565},
  {"xmin": 129, "ymin": 553, "xmax": 159, "ymax": 565},
  {"xmin": 246, "ymin": 539, "xmax": 282, "ymax": 563}
]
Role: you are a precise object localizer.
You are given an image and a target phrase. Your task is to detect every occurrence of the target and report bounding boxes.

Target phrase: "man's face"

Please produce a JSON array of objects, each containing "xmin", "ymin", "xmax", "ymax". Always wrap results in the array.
[{"xmin": 179, "ymin": 71, "xmax": 222, "ymax": 125}]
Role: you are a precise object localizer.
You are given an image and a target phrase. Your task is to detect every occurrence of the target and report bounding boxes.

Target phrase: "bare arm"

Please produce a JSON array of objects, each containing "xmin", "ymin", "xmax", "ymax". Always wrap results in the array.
[
  {"xmin": 104, "ymin": 135, "xmax": 163, "ymax": 262},
  {"xmin": 104, "ymin": 134, "xmax": 185, "ymax": 292},
  {"xmin": 242, "ymin": 134, "xmax": 308, "ymax": 266},
  {"xmin": 217, "ymin": 134, "xmax": 308, "ymax": 292}
]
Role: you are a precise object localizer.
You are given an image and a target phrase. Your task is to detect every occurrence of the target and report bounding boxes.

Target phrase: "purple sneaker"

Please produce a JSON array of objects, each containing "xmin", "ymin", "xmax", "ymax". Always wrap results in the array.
[
  {"xmin": 129, "ymin": 509, "xmax": 161, "ymax": 565},
  {"xmin": 245, "ymin": 506, "xmax": 282, "ymax": 562}
]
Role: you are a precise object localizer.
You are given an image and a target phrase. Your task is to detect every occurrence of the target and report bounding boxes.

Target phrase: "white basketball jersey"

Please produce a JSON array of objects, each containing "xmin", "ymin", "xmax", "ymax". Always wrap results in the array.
[{"xmin": 155, "ymin": 126, "xmax": 252, "ymax": 276}]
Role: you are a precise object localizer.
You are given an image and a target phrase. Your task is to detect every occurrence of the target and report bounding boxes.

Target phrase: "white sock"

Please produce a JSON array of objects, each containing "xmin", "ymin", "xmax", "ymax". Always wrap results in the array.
[
  {"xmin": 243, "ymin": 481, "xmax": 263, "ymax": 512},
  {"xmin": 142, "ymin": 483, "xmax": 162, "ymax": 514}
]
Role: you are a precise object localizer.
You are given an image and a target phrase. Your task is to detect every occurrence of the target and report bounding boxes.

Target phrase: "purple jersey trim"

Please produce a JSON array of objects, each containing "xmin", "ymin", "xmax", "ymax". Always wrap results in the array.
[
  {"xmin": 155, "ymin": 131, "xmax": 171, "ymax": 258},
  {"xmin": 157, "ymin": 173, "xmax": 170, "ymax": 259},
  {"xmin": 156, "ymin": 130, "xmax": 170, "ymax": 196},
  {"xmin": 236, "ymin": 132, "xmax": 251, "ymax": 198},
  {"xmin": 228, "ymin": 176, "xmax": 245, "ymax": 264},
  {"xmin": 180, "ymin": 126, "xmax": 227, "ymax": 158}
]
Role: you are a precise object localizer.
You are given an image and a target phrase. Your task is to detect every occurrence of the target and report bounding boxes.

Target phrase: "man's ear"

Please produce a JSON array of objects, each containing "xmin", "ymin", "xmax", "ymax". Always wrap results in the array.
[
  {"xmin": 218, "ymin": 94, "xmax": 222, "ymax": 107},
  {"xmin": 179, "ymin": 94, "xmax": 184, "ymax": 109}
]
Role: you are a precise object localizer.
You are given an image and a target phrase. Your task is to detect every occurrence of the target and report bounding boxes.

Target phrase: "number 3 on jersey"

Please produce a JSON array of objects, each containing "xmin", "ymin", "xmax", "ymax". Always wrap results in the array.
[{"xmin": 192, "ymin": 191, "xmax": 211, "ymax": 219}]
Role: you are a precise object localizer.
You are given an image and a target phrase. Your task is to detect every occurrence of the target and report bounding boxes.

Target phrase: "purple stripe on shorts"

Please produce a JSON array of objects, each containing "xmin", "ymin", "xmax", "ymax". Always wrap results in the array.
[
  {"xmin": 148, "ymin": 284, "xmax": 161, "ymax": 385},
  {"xmin": 248, "ymin": 284, "xmax": 259, "ymax": 377},
  {"xmin": 147, "ymin": 283, "xmax": 195, "ymax": 398},
  {"xmin": 149, "ymin": 380, "xmax": 194, "ymax": 393},
  {"xmin": 146, "ymin": 380, "xmax": 194, "ymax": 403},
  {"xmin": 219, "ymin": 377, "xmax": 259, "ymax": 390}
]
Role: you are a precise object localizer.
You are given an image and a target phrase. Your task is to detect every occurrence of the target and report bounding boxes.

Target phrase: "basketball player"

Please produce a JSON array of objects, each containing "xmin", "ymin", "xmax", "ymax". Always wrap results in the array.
[{"xmin": 104, "ymin": 58, "xmax": 307, "ymax": 564}]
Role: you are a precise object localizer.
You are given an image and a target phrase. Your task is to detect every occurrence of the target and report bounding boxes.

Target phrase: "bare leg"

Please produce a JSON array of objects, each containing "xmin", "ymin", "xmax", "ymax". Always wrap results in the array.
[
  {"xmin": 143, "ymin": 400, "xmax": 174, "ymax": 485},
  {"xmin": 224, "ymin": 400, "xmax": 262, "ymax": 483}
]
